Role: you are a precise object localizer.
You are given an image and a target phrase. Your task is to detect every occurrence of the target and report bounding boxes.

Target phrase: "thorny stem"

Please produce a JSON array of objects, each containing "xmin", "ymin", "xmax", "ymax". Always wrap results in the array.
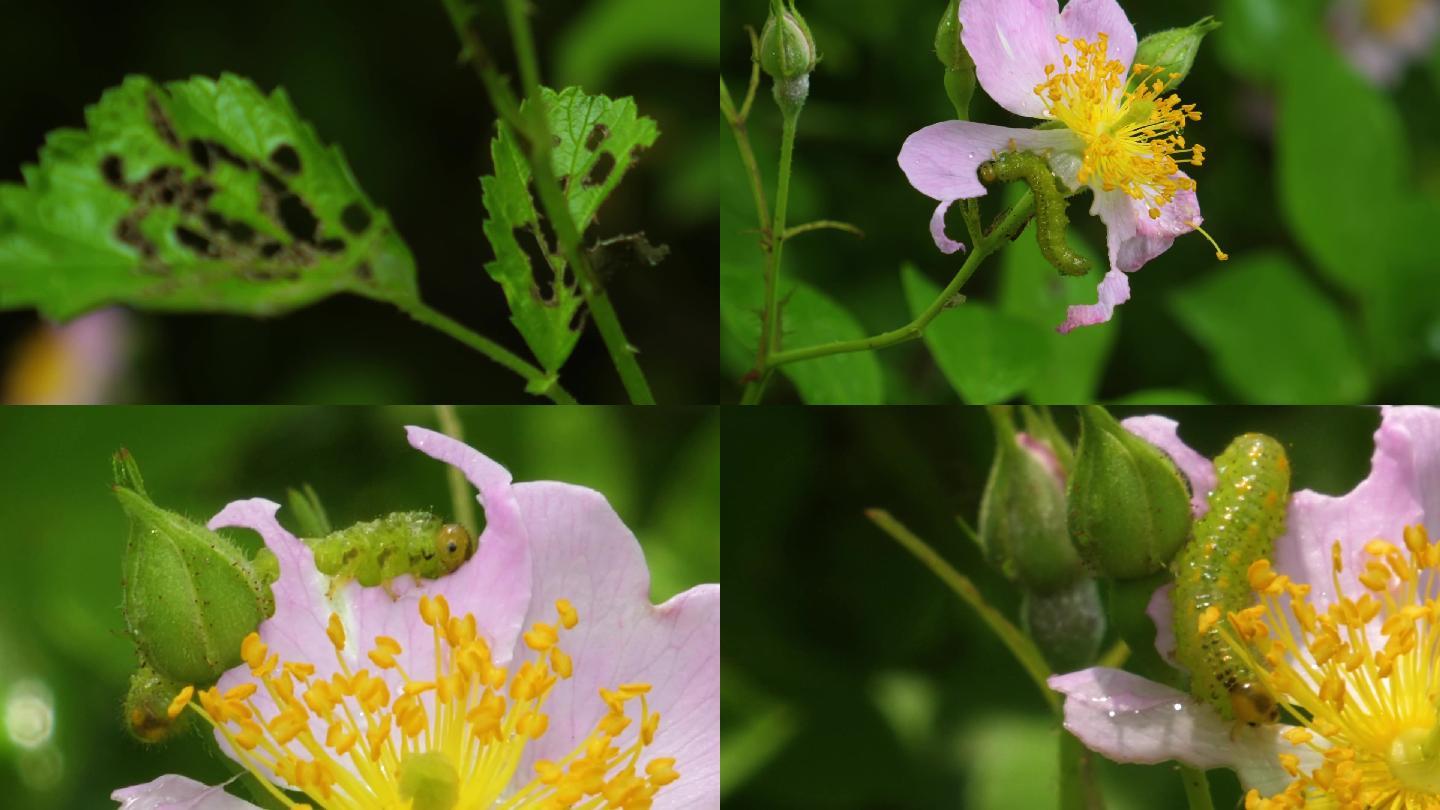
[
  {"xmin": 763, "ymin": 192, "xmax": 1037, "ymax": 371},
  {"xmin": 433, "ymin": 405, "xmax": 480, "ymax": 537},
  {"xmin": 740, "ymin": 107, "xmax": 801, "ymax": 404},
  {"xmin": 397, "ymin": 299, "xmax": 575, "ymax": 404},
  {"xmin": 864, "ymin": 508, "xmax": 1060, "ymax": 715},
  {"xmin": 442, "ymin": 0, "xmax": 656, "ymax": 404}
]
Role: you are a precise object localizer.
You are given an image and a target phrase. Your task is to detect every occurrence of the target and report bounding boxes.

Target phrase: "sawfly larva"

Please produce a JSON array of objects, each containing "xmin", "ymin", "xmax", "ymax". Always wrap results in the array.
[
  {"xmin": 978, "ymin": 151, "xmax": 1091, "ymax": 278},
  {"xmin": 1170, "ymin": 433, "xmax": 1289, "ymax": 725}
]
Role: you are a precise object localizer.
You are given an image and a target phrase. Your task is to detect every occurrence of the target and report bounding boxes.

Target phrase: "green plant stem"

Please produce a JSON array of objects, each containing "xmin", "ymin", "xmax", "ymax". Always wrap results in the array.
[
  {"xmin": 763, "ymin": 192, "xmax": 1036, "ymax": 371},
  {"xmin": 1180, "ymin": 767, "xmax": 1215, "ymax": 810},
  {"xmin": 739, "ymin": 106, "xmax": 801, "ymax": 405},
  {"xmin": 433, "ymin": 405, "xmax": 480, "ymax": 537},
  {"xmin": 397, "ymin": 299, "xmax": 575, "ymax": 404},
  {"xmin": 1060, "ymin": 731, "xmax": 1107, "ymax": 810},
  {"xmin": 864, "ymin": 508, "xmax": 1059, "ymax": 714},
  {"xmin": 441, "ymin": 0, "xmax": 655, "ymax": 404},
  {"xmin": 784, "ymin": 220, "xmax": 864, "ymax": 240}
]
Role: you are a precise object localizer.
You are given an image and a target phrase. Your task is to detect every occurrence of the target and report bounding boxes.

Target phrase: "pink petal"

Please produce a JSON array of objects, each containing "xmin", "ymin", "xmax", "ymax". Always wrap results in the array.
[
  {"xmin": 1057, "ymin": 0, "xmax": 1138, "ymax": 69},
  {"xmin": 899, "ymin": 122, "xmax": 1075, "ymax": 202},
  {"xmin": 1271, "ymin": 407, "xmax": 1429, "ymax": 615},
  {"xmin": 112, "ymin": 775, "xmax": 259, "ymax": 810},
  {"xmin": 1120, "ymin": 415, "xmax": 1217, "ymax": 518},
  {"xmin": 1047, "ymin": 668, "xmax": 1305, "ymax": 795},
  {"xmin": 929, "ymin": 200, "xmax": 966, "ymax": 255},
  {"xmin": 960, "ymin": 0, "xmax": 1063, "ymax": 118},
  {"xmin": 1146, "ymin": 583, "xmax": 1180, "ymax": 667},
  {"xmin": 511, "ymin": 482, "xmax": 720, "ymax": 810},
  {"xmin": 1057, "ymin": 268, "xmax": 1129, "ymax": 332},
  {"xmin": 1092, "ymin": 182, "xmax": 1201, "ymax": 273},
  {"xmin": 1330, "ymin": 0, "xmax": 1440, "ymax": 86},
  {"xmin": 1018, "ymin": 432, "xmax": 1066, "ymax": 485}
]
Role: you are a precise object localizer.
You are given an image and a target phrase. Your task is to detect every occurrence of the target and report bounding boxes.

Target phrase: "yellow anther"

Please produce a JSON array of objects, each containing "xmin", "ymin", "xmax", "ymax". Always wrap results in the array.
[
  {"xmin": 224, "ymin": 683, "xmax": 257, "ymax": 702},
  {"xmin": 1197, "ymin": 605, "xmax": 1221, "ymax": 634},
  {"xmin": 524, "ymin": 622, "xmax": 559, "ymax": 652},
  {"xmin": 557, "ymin": 599, "xmax": 579, "ymax": 629},
  {"xmin": 326, "ymin": 613, "xmax": 346, "ymax": 651},
  {"xmin": 551, "ymin": 647, "xmax": 574, "ymax": 679},
  {"xmin": 368, "ymin": 636, "xmax": 402, "ymax": 669},
  {"xmin": 646, "ymin": 757, "xmax": 680, "ymax": 786},
  {"xmin": 167, "ymin": 686, "xmax": 194, "ymax": 720},
  {"xmin": 517, "ymin": 711, "xmax": 549, "ymax": 739},
  {"xmin": 241, "ymin": 633, "xmax": 268, "ymax": 670}
]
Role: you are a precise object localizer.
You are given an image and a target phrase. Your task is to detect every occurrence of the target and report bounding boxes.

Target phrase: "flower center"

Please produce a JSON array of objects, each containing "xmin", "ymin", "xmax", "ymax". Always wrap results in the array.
[
  {"xmin": 1366, "ymin": 0, "xmax": 1422, "ymax": 35},
  {"xmin": 168, "ymin": 595, "xmax": 679, "ymax": 809},
  {"xmin": 1034, "ymin": 33, "xmax": 1205, "ymax": 221},
  {"xmin": 1231, "ymin": 526, "xmax": 1440, "ymax": 809}
]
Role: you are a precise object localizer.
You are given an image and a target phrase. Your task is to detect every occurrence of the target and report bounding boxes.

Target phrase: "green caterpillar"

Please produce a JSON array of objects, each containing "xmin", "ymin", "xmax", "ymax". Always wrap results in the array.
[
  {"xmin": 256, "ymin": 510, "xmax": 474, "ymax": 596},
  {"xmin": 978, "ymin": 151, "xmax": 1091, "ymax": 278},
  {"xmin": 1170, "ymin": 433, "xmax": 1290, "ymax": 725}
]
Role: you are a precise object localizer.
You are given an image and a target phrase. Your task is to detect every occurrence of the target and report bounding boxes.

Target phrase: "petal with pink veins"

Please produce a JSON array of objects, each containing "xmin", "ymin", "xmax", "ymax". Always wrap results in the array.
[
  {"xmin": 960, "ymin": 0, "xmax": 1064, "ymax": 118},
  {"xmin": 1058, "ymin": 269, "xmax": 1129, "ymax": 333},
  {"xmin": 1057, "ymin": 0, "xmax": 1138, "ymax": 68},
  {"xmin": 1091, "ymin": 182, "xmax": 1201, "ymax": 274},
  {"xmin": 512, "ymin": 481, "xmax": 720, "ymax": 810},
  {"xmin": 112, "ymin": 774, "xmax": 259, "ymax": 810}
]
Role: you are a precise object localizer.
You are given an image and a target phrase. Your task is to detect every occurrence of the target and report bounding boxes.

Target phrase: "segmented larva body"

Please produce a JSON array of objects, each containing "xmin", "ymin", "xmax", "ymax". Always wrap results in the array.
[
  {"xmin": 308, "ymin": 511, "xmax": 473, "ymax": 588},
  {"xmin": 977, "ymin": 151, "xmax": 1091, "ymax": 277},
  {"xmin": 1170, "ymin": 433, "xmax": 1290, "ymax": 725}
]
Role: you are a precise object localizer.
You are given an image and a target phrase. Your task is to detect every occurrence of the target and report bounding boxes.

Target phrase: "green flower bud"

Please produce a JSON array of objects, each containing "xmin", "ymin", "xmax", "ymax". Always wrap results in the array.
[
  {"xmin": 123, "ymin": 663, "xmax": 191, "ymax": 744},
  {"xmin": 934, "ymin": 0, "xmax": 976, "ymax": 120},
  {"xmin": 977, "ymin": 407, "xmax": 1082, "ymax": 594},
  {"xmin": 760, "ymin": 0, "xmax": 817, "ymax": 82},
  {"xmin": 1066, "ymin": 407, "xmax": 1192, "ymax": 579},
  {"xmin": 760, "ymin": 0, "xmax": 816, "ymax": 116},
  {"xmin": 1021, "ymin": 578, "xmax": 1105, "ymax": 672},
  {"xmin": 116, "ymin": 450, "xmax": 273, "ymax": 685},
  {"xmin": 1128, "ymin": 16, "xmax": 1221, "ymax": 94}
]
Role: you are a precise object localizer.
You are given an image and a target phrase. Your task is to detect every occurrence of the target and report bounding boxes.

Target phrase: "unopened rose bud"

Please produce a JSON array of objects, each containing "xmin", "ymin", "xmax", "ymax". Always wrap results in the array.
[
  {"xmin": 1066, "ymin": 407, "xmax": 1192, "ymax": 579},
  {"xmin": 934, "ymin": 0, "xmax": 977, "ymax": 119},
  {"xmin": 1129, "ymin": 16, "xmax": 1221, "ymax": 94}
]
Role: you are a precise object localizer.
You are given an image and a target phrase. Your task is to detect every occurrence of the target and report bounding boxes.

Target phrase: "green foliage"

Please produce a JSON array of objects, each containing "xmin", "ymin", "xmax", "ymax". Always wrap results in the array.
[
  {"xmin": 996, "ymin": 230, "xmax": 1116, "ymax": 402},
  {"xmin": 900, "ymin": 266, "xmax": 1046, "ymax": 403},
  {"xmin": 721, "ymin": 258, "xmax": 882, "ymax": 403},
  {"xmin": 0, "ymin": 74, "xmax": 416, "ymax": 321},
  {"xmin": 1170, "ymin": 252, "xmax": 1369, "ymax": 403},
  {"xmin": 482, "ymin": 87, "xmax": 659, "ymax": 373}
]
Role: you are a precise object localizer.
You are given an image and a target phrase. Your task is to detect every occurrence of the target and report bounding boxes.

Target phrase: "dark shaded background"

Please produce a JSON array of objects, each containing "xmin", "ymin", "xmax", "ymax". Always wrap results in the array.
[
  {"xmin": 0, "ymin": 0, "xmax": 718, "ymax": 403},
  {"xmin": 0, "ymin": 405, "xmax": 718, "ymax": 807},
  {"xmin": 720, "ymin": 0, "xmax": 1440, "ymax": 403},
  {"xmin": 722, "ymin": 406, "xmax": 1382, "ymax": 808}
]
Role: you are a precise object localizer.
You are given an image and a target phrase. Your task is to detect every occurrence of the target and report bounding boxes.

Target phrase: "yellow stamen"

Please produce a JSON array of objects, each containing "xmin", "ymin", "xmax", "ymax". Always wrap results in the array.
[
  {"xmin": 1241, "ymin": 526, "xmax": 1440, "ymax": 809},
  {"xmin": 1034, "ymin": 33, "xmax": 1217, "ymax": 252},
  {"xmin": 181, "ymin": 596, "xmax": 679, "ymax": 809}
]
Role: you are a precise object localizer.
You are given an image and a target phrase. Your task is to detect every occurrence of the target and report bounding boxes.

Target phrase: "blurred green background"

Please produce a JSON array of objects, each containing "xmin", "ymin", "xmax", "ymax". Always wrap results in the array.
[
  {"xmin": 722, "ymin": 405, "xmax": 1382, "ymax": 808},
  {"xmin": 0, "ymin": 405, "xmax": 719, "ymax": 807},
  {"xmin": 0, "ymin": 0, "xmax": 719, "ymax": 403},
  {"xmin": 721, "ymin": 0, "xmax": 1440, "ymax": 403}
]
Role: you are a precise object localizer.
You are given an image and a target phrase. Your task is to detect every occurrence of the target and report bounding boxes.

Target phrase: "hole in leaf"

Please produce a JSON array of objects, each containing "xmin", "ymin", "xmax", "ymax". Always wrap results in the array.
[
  {"xmin": 317, "ymin": 237, "xmax": 346, "ymax": 254},
  {"xmin": 277, "ymin": 194, "xmax": 318, "ymax": 242},
  {"xmin": 203, "ymin": 212, "xmax": 227, "ymax": 232},
  {"xmin": 270, "ymin": 144, "xmax": 302, "ymax": 175},
  {"xmin": 209, "ymin": 141, "xmax": 247, "ymax": 169},
  {"xmin": 174, "ymin": 226, "xmax": 213, "ymax": 256},
  {"xmin": 260, "ymin": 242, "xmax": 283, "ymax": 259},
  {"xmin": 188, "ymin": 140, "xmax": 213, "ymax": 172},
  {"xmin": 355, "ymin": 261, "xmax": 374, "ymax": 281},
  {"xmin": 147, "ymin": 96, "xmax": 180, "ymax": 149},
  {"xmin": 259, "ymin": 169, "xmax": 287, "ymax": 195},
  {"xmin": 585, "ymin": 124, "xmax": 609, "ymax": 152},
  {"xmin": 226, "ymin": 220, "xmax": 255, "ymax": 244},
  {"xmin": 101, "ymin": 155, "xmax": 125, "ymax": 188},
  {"xmin": 584, "ymin": 152, "xmax": 616, "ymax": 188},
  {"xmin": 341, "ymin": 203, "xmax": 372, "ymax": 235}
]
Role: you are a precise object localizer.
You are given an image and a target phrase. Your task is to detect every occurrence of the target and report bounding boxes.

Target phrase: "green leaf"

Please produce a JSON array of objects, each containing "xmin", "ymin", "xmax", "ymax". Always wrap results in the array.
[
  {"xmin": 1277, "ymin": 27, "xmax": 1406, "ymax": 294},
  {"xmin": 0, "ymin": 74, "xmax": 416, "ymax": 320},
  {"xmin": 482, "ymin": 86, "xmax": 659, "ymax": 373},
  {"xmin": 996, "ymin": 226, "xmax": 1117, "ymax": 402},
  {"xmin": 556, "ymin": 0, "xmax": 720, "ymax": 90},
  {"xmin": 900, "ymin": 265, "xmax": 1047, "ymax": 403},
  {"xmin": 720, "ymin": 260, "xmax": 883, "ymax": 404},
  {"xmin": 1170, "ymin": 252, "xmax": 1370, "ymax": 403}
]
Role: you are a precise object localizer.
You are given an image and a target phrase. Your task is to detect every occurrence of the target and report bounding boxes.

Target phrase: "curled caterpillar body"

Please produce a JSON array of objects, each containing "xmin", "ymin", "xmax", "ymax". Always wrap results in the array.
[
  {"xmin": 978, "ymin": 151, "xmax": 1091, "ymax": 278},
  {"xmin": 1170, "ymin": 433, "xmax": 1290, "ymax": 725},
  {"xmin": 307, "ymin": 511, "xmax": 474, "ymax": 593}
]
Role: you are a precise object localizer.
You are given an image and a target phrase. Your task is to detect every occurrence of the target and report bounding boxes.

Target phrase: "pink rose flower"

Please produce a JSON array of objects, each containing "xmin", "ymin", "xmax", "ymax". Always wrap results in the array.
[
  {"xmin": 1330, "ymin": 0, "xmax": 1440, "ymax": 86},
  {"xmin": 898, "ymin": 0, "xmax": 1220, "ymax": 332},
  {"xmin": 1049, "ymin": 407, "xmax": 1440, "ymax": 808},
  {"xmin": 113, "ymin": 427, "xmax": 719, "ymax": 810}
]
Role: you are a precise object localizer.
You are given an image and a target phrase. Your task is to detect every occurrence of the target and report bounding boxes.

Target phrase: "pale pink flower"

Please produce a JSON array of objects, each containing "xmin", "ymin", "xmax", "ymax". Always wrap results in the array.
[{"xmin": 113, "ymin": 427, "xmax": 719, "ymax": 810}]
